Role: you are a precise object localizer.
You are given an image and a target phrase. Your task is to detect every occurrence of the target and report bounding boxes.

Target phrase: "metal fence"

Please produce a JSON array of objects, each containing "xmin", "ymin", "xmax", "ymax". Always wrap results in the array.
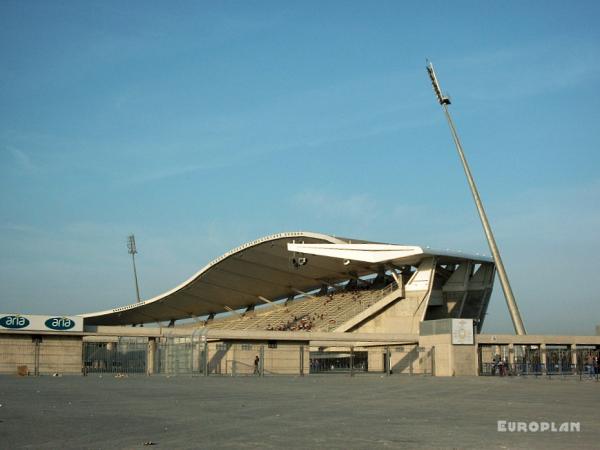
[
  {"xmin": 82, "ymin": 338, "xmax": 202, "ymax": 376},
  {"xmin": 204, "ymin": 342, "xmax": 306, "ymax": 376},
  {"xmin": 155, "ymin": 338, "xmax": 199, "ymax": 375},
  {"xmin": 2, "ymin": 336, "xmax": 434, "ymax": 377},
  {"xmin": 83, "ymin": 339, "xmax": 147, "ymax": 374},
  {"xmin": 479, "ymin": 346, "xmax": 599, "ymax": 379},
  {"xmin": 310, "ymin": 350, "xmax": 368, "ymax": 374},
  {"xmin": 309, "ymin": 346, "xmax": 434, "ymax": 376}
]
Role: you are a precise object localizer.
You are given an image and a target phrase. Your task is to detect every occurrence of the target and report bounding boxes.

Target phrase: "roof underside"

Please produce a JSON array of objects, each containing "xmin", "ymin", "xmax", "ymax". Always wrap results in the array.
[{"xmin": 82, "ymin": 231, "xmax": 493, "ymax": 326}]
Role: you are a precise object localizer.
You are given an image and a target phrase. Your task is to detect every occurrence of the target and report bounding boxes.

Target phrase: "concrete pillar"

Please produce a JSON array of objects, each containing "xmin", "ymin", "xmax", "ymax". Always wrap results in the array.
[
  {"xmin": 191, "ymin": 340, "xmax": 200, "ymax": 374},
  {"xmin": 540, "ymin": 344, "xmax": 547, "ymax": 373},
  {"xmin": 147, "ymin": 338, "xmax": 156, "ymax": 375},
  {"xmin": 494, "ymin": 345, "xmax": 501, "ymax": 359},
  {"xmin": 508, "ymin": 343, "xmax": 515, "ymax": 370},
  {"xmin": 570, "ymin": 344, "xmax": 577, "ymax": 369},
  {"xmin": 231, "ymin": 344, "xmax": 236, "ymax": 376},
  {"xmin": 386, "ymin": 346, "xmax": 391, "ymax": 375},
  {"xmin": 259, "ymin": 345, "xmax": 265, "ymax": 377},
  {"xmin": 202, "ymin": 339, "xmax": 209, "ymax": 376}
]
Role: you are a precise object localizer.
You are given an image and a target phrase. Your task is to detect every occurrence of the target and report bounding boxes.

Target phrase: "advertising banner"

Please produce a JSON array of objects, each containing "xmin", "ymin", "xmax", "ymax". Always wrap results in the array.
[{"xmin": 0, "ymin": 314, "xmax": 83, "ymax": 332}]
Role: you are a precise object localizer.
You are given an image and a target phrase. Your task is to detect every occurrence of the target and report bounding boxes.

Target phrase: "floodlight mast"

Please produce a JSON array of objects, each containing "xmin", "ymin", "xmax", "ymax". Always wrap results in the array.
[
  {"xmin": 127, "ymin": 234, "xmax": 141, "ymax": 303},
  {"xmin": 426, "ymin": 61, "xmax": 526, "ymax": 335}
]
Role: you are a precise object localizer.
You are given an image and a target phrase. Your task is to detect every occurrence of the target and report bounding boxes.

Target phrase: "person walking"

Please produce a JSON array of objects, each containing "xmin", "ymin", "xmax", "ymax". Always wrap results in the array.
[{"xmin": 254, "ymin": 355, "xmax": 260, "ymax": 375}]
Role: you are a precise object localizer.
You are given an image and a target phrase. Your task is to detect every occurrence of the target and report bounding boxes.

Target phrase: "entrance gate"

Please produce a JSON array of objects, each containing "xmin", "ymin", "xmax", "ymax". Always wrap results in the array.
[
  {"xmin": 310, "ymin": 350, "xmax": 368, "ymax": 374},
  {"xmin": 478, "ymin": 345, "xmax": 600, "ymax": 377}
]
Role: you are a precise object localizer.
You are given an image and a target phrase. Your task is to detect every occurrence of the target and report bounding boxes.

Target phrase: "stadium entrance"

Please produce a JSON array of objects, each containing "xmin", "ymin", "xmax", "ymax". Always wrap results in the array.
[
  {"xmin": 478, "ymin": 344, "xmax": 600, "ymax": 377},
  {"xmin": 309, "ymin": 350, "xmax": 368, "ymax": 374}
]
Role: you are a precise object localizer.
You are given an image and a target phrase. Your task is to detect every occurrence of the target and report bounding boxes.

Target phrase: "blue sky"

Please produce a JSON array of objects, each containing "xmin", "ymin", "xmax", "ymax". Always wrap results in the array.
[{"xmin": 1, "ymin": 1, "xmax": 599, "ymax": 334}]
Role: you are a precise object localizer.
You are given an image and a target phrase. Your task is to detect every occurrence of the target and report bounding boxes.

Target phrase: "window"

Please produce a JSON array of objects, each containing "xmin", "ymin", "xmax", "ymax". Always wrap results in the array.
[
  {"xmin": 268, "ymin": 340, "xmax": 277, "ymax": 349},
  {"xmin": 241, "ymin": 344, "xmax": 252, "ymax": 351}
]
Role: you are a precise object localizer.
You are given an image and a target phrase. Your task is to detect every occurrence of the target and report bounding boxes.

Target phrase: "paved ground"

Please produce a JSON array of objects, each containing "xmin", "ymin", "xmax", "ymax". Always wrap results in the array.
[{"xmin": 0, "ymin": 374, "xmax": 598, "ymax": 449}]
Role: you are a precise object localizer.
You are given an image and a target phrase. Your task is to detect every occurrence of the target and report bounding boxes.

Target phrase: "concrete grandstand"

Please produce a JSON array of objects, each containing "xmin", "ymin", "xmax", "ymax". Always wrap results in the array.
[
  {"xmin": 83, "ymin": 232, "xmax": 495, "ymax": 333},
  {"xmin": 82, "ymin": 231, "xmax": 496, "ymax": 335}
]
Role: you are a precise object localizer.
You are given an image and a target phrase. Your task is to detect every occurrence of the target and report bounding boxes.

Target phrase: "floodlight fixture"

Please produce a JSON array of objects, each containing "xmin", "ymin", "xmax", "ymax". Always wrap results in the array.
[{"xmin": 426, "ymin": 60, "xmax": 451, "ymax": 105}]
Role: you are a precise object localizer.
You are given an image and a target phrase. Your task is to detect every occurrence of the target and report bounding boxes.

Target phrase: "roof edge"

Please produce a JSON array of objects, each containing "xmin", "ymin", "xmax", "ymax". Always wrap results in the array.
[{"xmin": 81, "ymin": 231, "xmax": 344, "ymax": 319}]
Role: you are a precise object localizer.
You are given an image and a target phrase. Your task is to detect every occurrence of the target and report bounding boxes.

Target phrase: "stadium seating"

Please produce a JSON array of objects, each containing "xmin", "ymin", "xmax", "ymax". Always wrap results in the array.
[{"xmin": 205, "ymin": 282, "xmax": 398, "ymax": 332}]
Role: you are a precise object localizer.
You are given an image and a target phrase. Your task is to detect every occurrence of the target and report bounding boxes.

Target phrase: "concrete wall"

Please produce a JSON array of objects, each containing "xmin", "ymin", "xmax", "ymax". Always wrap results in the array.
[
  {"xmin": 206, "ymin": 341, "xmax": 309, "ymax": 375},
  {"xmin": 352, "ymin": 294, "xmax": 428, "ymax": 335},
  {"xmin": 0, "ymin": 334, "xmax": 36, "ymax": 374},
  {"xmin": 365, "ymin": 345, "xmax": 432, "ymax": 374},
  {"xmin": 367, "ymin": 348, "xmax": 385, "ymax": 372},
  {"xmin": 419, "ymin": 333, "xmax": 477, "ymax": 376},
  {"xmin": 452, "ymin": 344, "xmax": 478, "ymax": 376},
  {"xmin": 0, "ymin": 334, "xmax": 82, "ymax": 375},
  {"xmin": 418, "ymin": 319, "xmax": 478, "ymax": 376}
]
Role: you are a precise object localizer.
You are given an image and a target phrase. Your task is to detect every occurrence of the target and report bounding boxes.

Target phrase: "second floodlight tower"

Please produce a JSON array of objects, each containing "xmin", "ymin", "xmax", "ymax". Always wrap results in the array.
[
  {"xmin": 127, "ymin": 234, "xmax": 141, "ymax": 303},
  {"xmin": 426, "ymin": 61, "xmax": 526, "ymax": 335}
]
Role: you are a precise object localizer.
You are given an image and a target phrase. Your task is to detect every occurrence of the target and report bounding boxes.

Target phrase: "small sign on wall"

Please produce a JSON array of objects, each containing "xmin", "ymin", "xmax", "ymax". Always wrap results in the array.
[
  {"xmin": 0, "ymin": 314, "xmax": 83, "ymax": 332},
  {"xmin": 451, "ymin": 318, "xmax": 474, "ymax": 345}
]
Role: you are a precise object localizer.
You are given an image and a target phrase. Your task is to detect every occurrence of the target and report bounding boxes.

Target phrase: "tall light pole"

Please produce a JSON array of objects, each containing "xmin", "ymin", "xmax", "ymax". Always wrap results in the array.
[
  {"xmin": 426, "ymin": 61, "xmax": 526, "ymax": 335},
  {"xmin": 127, "ymin": 234, "xmax": 141, "ymax": 303}
]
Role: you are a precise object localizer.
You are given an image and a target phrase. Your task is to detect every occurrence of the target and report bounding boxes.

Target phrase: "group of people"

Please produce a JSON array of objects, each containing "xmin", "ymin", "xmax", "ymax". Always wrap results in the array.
[
  {"xmin": 261, "ymin": 284, "xmax": 379, "ymax": 332},
  {"xmin": 491, "ymin": 358, "xmax": 509, "ymax": 376},
  {"xmin": 266, "ymin": 314, "xmax": 315, "ymax": 331},
  {"xmin": 490, "ymin": 353, "xmax": 600, "ymax": 377}
]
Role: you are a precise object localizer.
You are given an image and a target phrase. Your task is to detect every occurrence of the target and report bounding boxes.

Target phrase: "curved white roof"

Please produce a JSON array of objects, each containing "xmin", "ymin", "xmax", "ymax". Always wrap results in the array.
[{"xmin": 82, "ymin": 231, "xmax": 492, "ymax": 325}]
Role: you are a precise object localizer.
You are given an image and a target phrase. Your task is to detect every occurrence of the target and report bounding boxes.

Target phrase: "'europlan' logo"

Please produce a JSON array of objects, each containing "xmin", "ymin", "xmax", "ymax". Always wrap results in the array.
[{"xmin": 498, "ymin": 421, "xmax": 580, "ymax": 433}]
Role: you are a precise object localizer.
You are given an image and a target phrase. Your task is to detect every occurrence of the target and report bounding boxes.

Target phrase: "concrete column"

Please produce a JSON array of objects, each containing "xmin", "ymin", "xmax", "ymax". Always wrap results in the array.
[
  {"xmin": 540, "ymin": 344, "xmax": 547, "ymax": 373},
  {"xmin": 386, "ymin": 346, "xmax": 391, "ymax": 376},
  {"xmin": 570, "ymin": 344, "xmax": 577, "ymax": 369},
  {"xmin": 147, "ymin": 338, "xmax": 156, "ymax": 375},
  {"xmin": 259, "ymin": 345, "xmax": 265, "ymax": 377},
  {"xmin": 232, "ymin": 344, "xmax": 237, "ymax": 376},
  {"xmin": 203, "ymin": 339, "xmax": 209, "ymax": 376},
  {"xmin": 494, "ymin": 345, "xmax": 501, "ymax": 359},
  {"xmin": 192, "ymin": 340, "xmax": 200, "ymax": 374},
  {"xmin": 508, "ymin": 343, "xmax": 515, "ymax": 367}
]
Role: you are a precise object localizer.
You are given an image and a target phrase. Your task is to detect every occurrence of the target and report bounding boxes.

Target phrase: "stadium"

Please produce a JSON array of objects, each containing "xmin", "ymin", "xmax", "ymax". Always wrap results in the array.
[
  {"xmin": 83, "ymin": 231, "xmax": 495, "ymax": 333},
  {"xmin": 0, "ymin": 36, "xmax": 597, "ymax": 385},
  {"xmin": 74, "ymin": 230, "xmax": 494, "ymax": 376},
  {"xmin": 4, "ymin": 3, "xmax": 600, "ymax": 448},
  {"xmin": 2, "ymin": 50, "xmax": 597, "ymax": 383},
  {"xmin": 2, "ymin": 230, "xmax": 598, "ymax": 378}
]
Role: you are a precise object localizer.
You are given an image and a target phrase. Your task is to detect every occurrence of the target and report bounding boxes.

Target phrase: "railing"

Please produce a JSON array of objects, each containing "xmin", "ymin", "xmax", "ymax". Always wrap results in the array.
[
  {"xmin": 83, "ymin": 340, "xmax": 147, "ymax": 375},
  {"xmin": 378, "ymin": 281, "xmax": 399, "ymax": 299},
  {"xmin": 2, "ymin": 336, "xmax": 431, "ymax": 377},
  {"xmin": 480, "ymin": 362, "xmax": 600, "ymax": 379}
]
